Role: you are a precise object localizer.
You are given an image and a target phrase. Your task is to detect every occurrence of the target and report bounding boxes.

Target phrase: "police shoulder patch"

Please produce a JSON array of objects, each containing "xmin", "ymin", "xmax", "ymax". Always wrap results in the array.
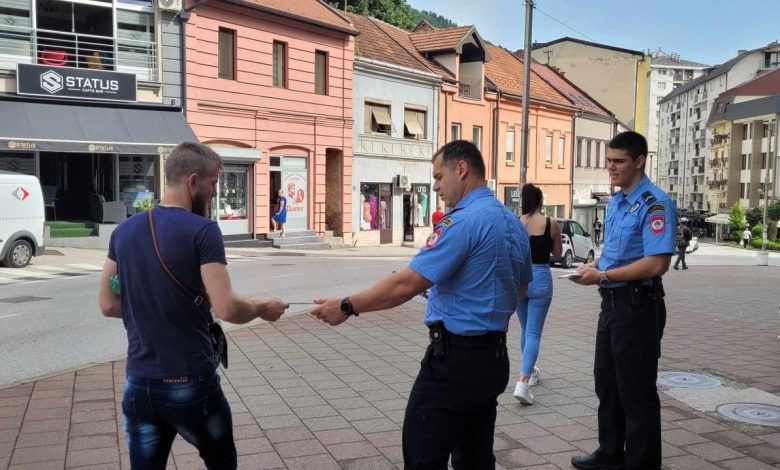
[
  {"xmin": 642, "ymin": 191, "xmax": 656, "ymax": 205},
  {"xmin": 649, "ymin": 214, "xmax": 665, "ymax": 235},
  {"xmin": 648, "ymin": 204, "xmax": 666, "ymax": 214},
  {"xmin": 425, "ymin": 228, "xmax": 443, "ymax": 248},
  {"xmin": 439, "ymin": 217, "xmax": 453, "ymax": 227}
]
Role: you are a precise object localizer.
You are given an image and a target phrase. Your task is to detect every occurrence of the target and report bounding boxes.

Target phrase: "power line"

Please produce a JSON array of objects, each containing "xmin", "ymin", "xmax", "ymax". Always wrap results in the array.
[{"xmin": 533, "ymin": 5, "xmax": 595, "ymax": 42}]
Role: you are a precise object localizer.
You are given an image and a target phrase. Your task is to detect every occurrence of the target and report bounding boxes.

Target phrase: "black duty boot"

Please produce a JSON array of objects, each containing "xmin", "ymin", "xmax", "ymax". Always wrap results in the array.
[{"xmin": 571, "ymin": 450, "xmax": 624, "ymax": 469}]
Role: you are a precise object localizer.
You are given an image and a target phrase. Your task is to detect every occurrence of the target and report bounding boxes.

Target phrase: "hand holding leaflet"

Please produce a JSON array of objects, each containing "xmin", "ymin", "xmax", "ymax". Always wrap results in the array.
[{"xmin": 557, "ymin": 271, "xmax": 583, "ymax": 280}]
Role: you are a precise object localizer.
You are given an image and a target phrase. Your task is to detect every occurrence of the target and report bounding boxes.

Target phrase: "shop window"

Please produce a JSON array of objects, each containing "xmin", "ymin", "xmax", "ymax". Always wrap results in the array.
[
  {"xmin": 273, "ymin": 41, "xmax": 287, "ymax": 88},
  {"xmin": 576, "ymin": 138, "xmax": 582, "ymax": 167},
  {"xmin": 118, "ymin": 155, "xmax": 156, "ymax": 209},
  {"xmin": 403, "ymin": 108, "xmax": 426, "ymax": 139},
  {"xmin": 365, "ymin": 102, "xmax": 392, "ymax": 135},
  {"xmin": 218, "ymin": 28, "xmax": 235, "ymax": 80},
  {"xmin": 411, "ymin": 184, "xmax": 430, "ymax": 227},
  {"xmin": 0, "ymin": 152, "xmax": 35, "ymax": 176},
  {"xmin": 360, "ymin": 183, "xmax": 381, "ymax": 230},
  {"xmin": 218, "ymin": 166, "xmax": 247, "ymax": 220},
  {"xmin": 314, "ymin": 50, "xmax": 328, "ymax": 95}
]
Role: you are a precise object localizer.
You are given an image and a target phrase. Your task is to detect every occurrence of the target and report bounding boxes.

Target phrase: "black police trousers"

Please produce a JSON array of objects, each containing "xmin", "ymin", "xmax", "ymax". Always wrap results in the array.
[
  {"xmin": 594, "ymin": 286, "xmax": 666, "ymax": 469},
  {"xmin": 402, "ymin": 331, "xmax": 509, "ymax": 469}
]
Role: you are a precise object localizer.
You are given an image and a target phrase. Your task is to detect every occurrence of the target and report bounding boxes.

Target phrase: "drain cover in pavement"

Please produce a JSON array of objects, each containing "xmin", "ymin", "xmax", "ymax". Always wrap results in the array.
[
  {"xmin": 657, "ymin": 371, "xmax": 721, "ymax": 389},
  {"xmin": 717, "ymin": 403, "xmax": 780, "ymax": 427}
]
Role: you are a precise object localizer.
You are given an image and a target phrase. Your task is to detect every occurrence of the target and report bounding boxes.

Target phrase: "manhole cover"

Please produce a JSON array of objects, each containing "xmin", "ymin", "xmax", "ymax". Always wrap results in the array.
[
  {"xmin": 717, "ymin": 403, "xmax": 780, "ymax": 427},
  {"xmin": 657, "ymin": 371, "xmax": 721, "ymax": 389}
]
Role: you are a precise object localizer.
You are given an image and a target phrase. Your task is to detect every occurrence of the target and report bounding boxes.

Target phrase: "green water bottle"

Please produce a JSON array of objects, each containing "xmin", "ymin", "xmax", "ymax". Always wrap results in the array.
[{"xmin": 109, "ymin": 275, "xmax": 121, "ymax": 295}]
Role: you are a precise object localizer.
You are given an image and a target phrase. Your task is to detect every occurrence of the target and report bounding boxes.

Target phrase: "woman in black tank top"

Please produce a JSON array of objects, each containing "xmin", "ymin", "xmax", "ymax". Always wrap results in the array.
[{"xmin": 513, "ymin": 184, "xmax": 562, "ymax": 405}]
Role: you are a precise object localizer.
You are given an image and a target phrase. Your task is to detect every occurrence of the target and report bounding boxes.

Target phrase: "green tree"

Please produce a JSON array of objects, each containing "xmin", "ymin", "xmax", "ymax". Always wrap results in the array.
[
  {"xmin": 769, "ymin": 200, "xmax": 780, "ymax": 221},
  {"xmin": 745, "ymin": 206, "xmax": 763, "ymax": 228},
  {"xmin": 327, "ymin": 0, "xmax": 456, "ymax": 30},
  {"xmin": 728, "ymin": 203, "xmax": 747, "ymax": 241}
]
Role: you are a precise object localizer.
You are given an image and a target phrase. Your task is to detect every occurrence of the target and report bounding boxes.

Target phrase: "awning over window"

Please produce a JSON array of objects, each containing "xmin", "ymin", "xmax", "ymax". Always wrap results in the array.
[
  {"xmin": 370, "ymin": 105, "xmax": 392, "ymax": 126},
  {"xmin": 0, "ymin": 100, "xmax": 197, "ymax": 154},
  {"xmin": 404, "ymin": 109, "xmax": 424, "ymax": 136}
]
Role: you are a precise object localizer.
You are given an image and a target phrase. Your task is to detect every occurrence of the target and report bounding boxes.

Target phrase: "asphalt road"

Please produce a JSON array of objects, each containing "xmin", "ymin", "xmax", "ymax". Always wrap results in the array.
[{"xmin": 0, "ymin": 255, "xmax": 410, "ymax": 388}]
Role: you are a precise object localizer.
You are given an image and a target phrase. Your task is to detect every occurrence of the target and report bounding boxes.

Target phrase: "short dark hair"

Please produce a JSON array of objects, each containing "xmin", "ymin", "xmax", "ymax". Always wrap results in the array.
[
  {"xmin": 521, "ymin": 183, "xmax": 543, "ymax": 215},
  {"xmin": 164, "ymin": 142, "xmax": 222, "ymax": 185},
  {"xmin": 432, "ymin": 140, "xmax": 486, "ymax": 178},
  {"xmin": 608, "ymin": 131, "xmax": 648, "ymax": 161}
]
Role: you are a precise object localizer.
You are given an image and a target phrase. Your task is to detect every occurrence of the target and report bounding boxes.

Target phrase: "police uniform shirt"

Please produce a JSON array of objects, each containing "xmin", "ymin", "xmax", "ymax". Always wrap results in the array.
[
  {"xmin": 598, "ymin": 175, "xmax": 676, "ymax": 284},
  {"xmin": 409, "ymin": 186, "xmax": 533, "ymax": 336}
]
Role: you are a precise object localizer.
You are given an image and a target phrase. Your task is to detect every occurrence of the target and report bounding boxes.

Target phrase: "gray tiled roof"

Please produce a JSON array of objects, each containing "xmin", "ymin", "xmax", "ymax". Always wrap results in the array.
[{"xmin": 652, "ymin": 56, "xmax": 709, "ymax": 68}]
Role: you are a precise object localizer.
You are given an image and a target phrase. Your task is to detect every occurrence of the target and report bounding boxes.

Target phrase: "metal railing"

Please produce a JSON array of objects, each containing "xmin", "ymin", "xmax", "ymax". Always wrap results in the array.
[{"xmin": 0, "ymin": 24, "xmax": 158, "ymax": 82}]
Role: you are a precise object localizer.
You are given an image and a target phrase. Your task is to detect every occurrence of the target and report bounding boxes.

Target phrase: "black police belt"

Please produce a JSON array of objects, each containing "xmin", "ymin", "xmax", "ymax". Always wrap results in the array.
[
  {"xmin": 428, "ymin": 321, "xmax": 506, "ymax": 358},
  {"xmin": 598, "ymin": 277, "xmax": 665, "ymax": 301}
]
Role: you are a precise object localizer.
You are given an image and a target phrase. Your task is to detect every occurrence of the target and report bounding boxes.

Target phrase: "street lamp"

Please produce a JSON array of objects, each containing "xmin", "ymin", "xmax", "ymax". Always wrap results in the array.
[{"xmin": 757, "ymin": 118, "xmax": 775, "ymax": 266}]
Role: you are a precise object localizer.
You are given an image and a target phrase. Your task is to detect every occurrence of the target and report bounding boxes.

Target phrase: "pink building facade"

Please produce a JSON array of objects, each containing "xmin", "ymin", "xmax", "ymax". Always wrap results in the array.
[{"xmin": 184, "ymin": 0, "xmax": 356, "ymax": 239}]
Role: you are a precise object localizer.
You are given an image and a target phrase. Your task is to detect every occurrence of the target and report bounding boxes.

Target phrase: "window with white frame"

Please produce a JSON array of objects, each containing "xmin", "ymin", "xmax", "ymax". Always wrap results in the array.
[
  {"xmin": 558, "ymin": 137, "xmax": 565, "ymax": 166},
  {"xmin": 472, "ymin": 126, "xmax": 482, "ymax": 151},
  {"xmin": 506, "ymin": 128, "xmax": 515, "ymax": 162},
  {"xmin": 658, "ymin": 82, "xmax": 666, "ymax": 89},
  {"xmin": 545, "ymin": 135, "xmax": 552, "ymax": 164},
  {"xmin": 450, "ymin": 123, "xmax": 461, "ymax": 141}
]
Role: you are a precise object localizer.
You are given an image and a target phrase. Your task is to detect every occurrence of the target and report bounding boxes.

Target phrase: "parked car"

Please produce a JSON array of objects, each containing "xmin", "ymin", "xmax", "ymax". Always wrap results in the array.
[
  {"xmin": 551, "ymin": 218, "xmax": 595, "ymax": 269},
  {"xmin": 0, "ymin": 171, "xmax": 45, "ymax": 268}
]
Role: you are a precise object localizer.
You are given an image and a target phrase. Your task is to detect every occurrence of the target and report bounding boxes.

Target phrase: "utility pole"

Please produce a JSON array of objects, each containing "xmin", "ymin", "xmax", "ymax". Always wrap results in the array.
[
  {"xmin": 518, "ymin": 0, "xmax": 534, "ymax": 214},
  {"xmin": 762, "ymin": 118, "xmax": 774, "ymax": 252}
]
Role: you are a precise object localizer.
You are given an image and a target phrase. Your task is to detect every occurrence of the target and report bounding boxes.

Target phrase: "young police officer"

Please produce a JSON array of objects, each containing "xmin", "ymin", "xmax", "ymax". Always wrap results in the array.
[
  {"xmin": 312, "ymin": 140, "xmax": 532, "ymax": 469},
  {"xmin": 571, "ymin": 132, "xmax": 675, "ymax": 470}
]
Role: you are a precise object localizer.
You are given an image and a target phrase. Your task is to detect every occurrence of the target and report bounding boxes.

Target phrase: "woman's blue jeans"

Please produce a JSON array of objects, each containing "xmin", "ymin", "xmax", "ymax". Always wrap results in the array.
[
  {"xmin": 515, "ymin": 264, "xmax": 553, "ymax": 377},
  {"xmin": 122, "ymin": 372, "xmax": 237, "ymax": 470}
]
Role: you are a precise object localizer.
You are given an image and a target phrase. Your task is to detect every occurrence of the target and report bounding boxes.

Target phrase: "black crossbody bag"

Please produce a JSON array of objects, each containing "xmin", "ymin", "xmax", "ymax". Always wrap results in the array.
[{"xmin": 147, "ymin": 209, "xmax": 228, "ymax": 369}]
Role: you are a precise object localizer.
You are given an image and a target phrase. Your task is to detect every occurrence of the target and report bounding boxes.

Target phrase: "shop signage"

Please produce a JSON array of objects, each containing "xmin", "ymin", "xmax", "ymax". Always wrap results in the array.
[
  {"xmin": 504, "ymin": 186, "xmax": 520, "ymax": 208},
  {"xmin": 17, "ymin": 63, "xmax": 137, "ymax": 102}
]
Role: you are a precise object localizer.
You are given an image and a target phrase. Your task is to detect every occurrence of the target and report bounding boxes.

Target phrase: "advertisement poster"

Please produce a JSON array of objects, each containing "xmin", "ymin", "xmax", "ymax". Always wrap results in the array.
[{"xmin": 282, "ymin": 170, "xmax": 308, "ymax": 230}]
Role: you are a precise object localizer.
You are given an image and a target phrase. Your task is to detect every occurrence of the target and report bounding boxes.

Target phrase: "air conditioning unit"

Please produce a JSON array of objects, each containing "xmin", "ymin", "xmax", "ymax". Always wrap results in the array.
[
  {"xmin": 486, "ymin": 179, "xmax": 496, "ymax": 193},
  {"xmin": 158, "ymin": 0, "xmax": 182, "ymax": 12},
  {"xmin": 396, "ymin": 174, "xmax": 411, "ymax": 190}
]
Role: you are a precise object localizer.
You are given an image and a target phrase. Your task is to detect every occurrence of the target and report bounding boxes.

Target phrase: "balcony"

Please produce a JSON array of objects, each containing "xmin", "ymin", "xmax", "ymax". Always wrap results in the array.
[
  {"xmin": 0, "ymin": 18, "xmax": 158, "ymax": 82},
  {"xmin": 710, "ymin": 133, "xmax": 729, "ymax": 146},
  {"xmin": 760, "ymin": 58, "xmax": 780, "ymax": 70}
]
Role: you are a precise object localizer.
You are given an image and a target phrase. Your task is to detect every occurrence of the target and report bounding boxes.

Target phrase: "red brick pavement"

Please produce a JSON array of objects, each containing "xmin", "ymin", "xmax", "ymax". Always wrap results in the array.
[{"xmin": 0, "ymin": 265, "xmax": 778, "ymax": 469}]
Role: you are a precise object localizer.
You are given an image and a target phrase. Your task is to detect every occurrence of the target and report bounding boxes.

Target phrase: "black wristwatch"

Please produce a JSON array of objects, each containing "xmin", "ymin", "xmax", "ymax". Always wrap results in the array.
[{"xmin": 340, "ymin": 297, "xmax": 359, "ymax": 317}]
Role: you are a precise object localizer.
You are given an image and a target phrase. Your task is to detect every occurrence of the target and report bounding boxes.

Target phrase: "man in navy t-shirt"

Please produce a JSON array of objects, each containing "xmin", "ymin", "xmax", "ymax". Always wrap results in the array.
[{"xmin": 99, "ymin": 142, "xmax": 288, "ymax": 469}]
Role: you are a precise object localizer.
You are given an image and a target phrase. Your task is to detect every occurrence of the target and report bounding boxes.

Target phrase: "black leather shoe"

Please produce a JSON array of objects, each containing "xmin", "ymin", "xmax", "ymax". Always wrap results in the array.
[{"xmin": 571, "ymin": 450, "xmax": 624, "ymax": 469}]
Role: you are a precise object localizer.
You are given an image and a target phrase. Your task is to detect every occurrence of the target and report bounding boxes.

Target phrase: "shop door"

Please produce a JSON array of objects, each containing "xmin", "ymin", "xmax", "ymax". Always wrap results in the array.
[
  {"xmin": 280, "ymin": 157, "xmax": 308, "ymax": 231},
  {"xmin": 39, "ymin": 152, "xmax": 114, "ymax": 220},
  {"xmin": 215, "ymin": 165, "xmax": 251, "ymax": 236},
  {"xmin": 378, "ymin": 183, "xmax": 392, "ymax": 244}
]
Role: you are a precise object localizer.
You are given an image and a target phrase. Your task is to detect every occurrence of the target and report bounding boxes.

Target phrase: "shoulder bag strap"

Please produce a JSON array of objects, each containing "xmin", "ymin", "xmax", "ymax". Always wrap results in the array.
[{"xmin": 147, "ymin": 209, "xmax": 209, "ymax": 314}]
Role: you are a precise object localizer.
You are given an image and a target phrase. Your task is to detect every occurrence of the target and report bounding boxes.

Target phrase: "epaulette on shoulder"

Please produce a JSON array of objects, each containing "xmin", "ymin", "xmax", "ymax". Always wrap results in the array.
[{"xmin": 642, "ymin": 191, "xmax": 656, "ymax": 205}]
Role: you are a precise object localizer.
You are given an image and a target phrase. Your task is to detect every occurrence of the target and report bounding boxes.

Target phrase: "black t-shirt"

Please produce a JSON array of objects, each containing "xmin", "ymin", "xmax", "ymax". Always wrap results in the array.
[{"xmin": 108, "ymin": 206, "xmax": 226, "ymax": 378}]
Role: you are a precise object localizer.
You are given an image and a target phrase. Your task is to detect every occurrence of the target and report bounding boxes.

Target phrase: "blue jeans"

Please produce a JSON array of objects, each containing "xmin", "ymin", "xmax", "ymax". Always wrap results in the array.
[
  {"xmin": 122, "ymin": 372, "xmax": 237, "ymax": 470},
  {"xmin": 515, "ymin": 264, "xmax": 553, "ymax": 377}
]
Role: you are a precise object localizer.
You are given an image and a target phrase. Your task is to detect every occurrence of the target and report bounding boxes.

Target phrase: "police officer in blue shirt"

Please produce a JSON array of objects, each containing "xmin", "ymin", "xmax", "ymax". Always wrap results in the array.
[
  {"xmin": 312, "ymin": 140, "xmax": 532, "ymax": 469},
  {"xmin": 571, "ymin": 132, "xmax": 675, "ymax": 470}
]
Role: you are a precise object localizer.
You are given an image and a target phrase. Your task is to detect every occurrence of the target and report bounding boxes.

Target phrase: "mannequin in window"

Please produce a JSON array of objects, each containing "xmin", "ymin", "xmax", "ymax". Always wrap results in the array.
[
  {"xmin": 379, "ymin": 199, "xmax": 387, "ymax": 229},
  {"xmin": 370, "ymin": 194, "xmax": 378, "ymax": 229},
  {"xmin": 418, "ymin": 190, "xmax": 428, "ymax": 226},
  {"xmin": 361, "ymin": 193, "xmax": 372, "ymax": 231}
]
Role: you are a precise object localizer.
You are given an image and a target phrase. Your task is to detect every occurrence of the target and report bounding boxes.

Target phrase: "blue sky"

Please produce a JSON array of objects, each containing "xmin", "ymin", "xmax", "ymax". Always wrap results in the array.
[{"xmin": 407, "ymin": 0, "xmax": 779, "ymax": 66}]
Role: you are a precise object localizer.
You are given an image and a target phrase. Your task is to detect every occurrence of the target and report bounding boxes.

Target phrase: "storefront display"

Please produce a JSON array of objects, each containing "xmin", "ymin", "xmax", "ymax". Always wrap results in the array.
[
  {"xmin": 218, "ymin": 166, "xmax": 248, "ymax": 220},
  {"xmin": 360, "ymin": 183, "xmax": 378, "ymax": 231}
]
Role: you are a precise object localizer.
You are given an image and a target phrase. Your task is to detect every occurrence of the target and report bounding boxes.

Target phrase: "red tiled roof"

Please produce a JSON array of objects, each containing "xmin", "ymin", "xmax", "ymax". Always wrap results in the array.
[
  {"xmin": 483, "ymin": 44, "xmax": 572, "ymax": 108},
  {"xmin": 707, "ymin": 69, "xmax": 780, "ymax": 125},
  {"xmin": 366, "ymin": 17, "xmax": 455, "ymax": 80},
  {"xmin": 347, "ymin": 13, "xmax": 432, "ymax": 73},
  {"xmin": 410, "ymin": 25, "xmax": 474, "ymax": 53},
  {"xmin": 530, "ymin": 62, "xmax": 612, "ymax": 118},
  {"xmin": 229, "ymin": 0, "xmax": 357, "ymax": 35}
]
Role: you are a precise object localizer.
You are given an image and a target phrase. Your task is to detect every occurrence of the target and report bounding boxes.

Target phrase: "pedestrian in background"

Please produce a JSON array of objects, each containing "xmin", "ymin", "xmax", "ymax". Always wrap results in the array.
[
  {"xmin": 593, "ymin": 217, "xmax": 602, "ymax": 247},
  {"xmin": 742, "ymin": 227, "xmax": 751, "ymax": 248},
  {"xmin": 571, "ymin": 132, "xmax": 675, "ymax": 469},
  {"xmin": 272, "ymin": 188, "xmax": 287, "ymax": 237},
  {"xmin": 311, "ymin": 140, "xmax": 532, "ymax": 469},
  {"xmin": 513, "ymin": 183, "xmax": 562, "ymax": 404},
  {"xmin": 99, "ymin": 142, "xmax": 288, "ymax": 470},
  {"xmin": 673, "ymin": 220, "xmax": 692, "ymax": 270}
]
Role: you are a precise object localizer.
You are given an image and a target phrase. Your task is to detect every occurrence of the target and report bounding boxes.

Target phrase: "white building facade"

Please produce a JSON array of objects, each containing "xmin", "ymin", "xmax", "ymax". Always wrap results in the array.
[
  {"xmin": 645, "ymin": 50, "xmax": 709, "ymax": 183},
  {"xmin": 657, "ymin": 42, "xmax": 780, "ymax": 214}
]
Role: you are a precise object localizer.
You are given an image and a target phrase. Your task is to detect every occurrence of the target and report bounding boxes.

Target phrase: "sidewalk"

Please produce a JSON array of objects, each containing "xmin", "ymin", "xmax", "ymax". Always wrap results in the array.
[{"xmin": 1, "ymin": 265, "xmax": 779, "ymax": 469}]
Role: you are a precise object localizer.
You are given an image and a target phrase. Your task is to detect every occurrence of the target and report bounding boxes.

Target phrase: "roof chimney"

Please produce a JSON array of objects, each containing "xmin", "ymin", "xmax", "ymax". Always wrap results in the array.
[{"xmin": 737, "ymin": 49, "xmax": 747, "ymax": 55}]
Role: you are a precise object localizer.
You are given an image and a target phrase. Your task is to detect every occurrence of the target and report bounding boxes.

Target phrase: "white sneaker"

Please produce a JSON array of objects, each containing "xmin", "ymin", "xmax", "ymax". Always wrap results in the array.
[
  {"xmin": 528, "ymin": 367, "xmax": 541, "ymax": 386},
  {"xmin": 513, "ymin": 381, "xmax": 534, "ymax": 404}
]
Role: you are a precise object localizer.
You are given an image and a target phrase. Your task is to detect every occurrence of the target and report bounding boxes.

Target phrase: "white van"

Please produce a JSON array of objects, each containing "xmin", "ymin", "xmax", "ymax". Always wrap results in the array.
[{"xmin": 0, "ymin": 171, "xmax": 45, "ymax": 268}]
